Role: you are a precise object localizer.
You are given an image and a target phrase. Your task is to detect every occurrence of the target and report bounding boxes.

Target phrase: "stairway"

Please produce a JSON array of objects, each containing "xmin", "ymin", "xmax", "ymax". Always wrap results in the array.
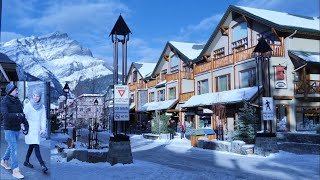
[{"xmin": 276, "ymin": 132, "xmax": 320, "ymax": 155}]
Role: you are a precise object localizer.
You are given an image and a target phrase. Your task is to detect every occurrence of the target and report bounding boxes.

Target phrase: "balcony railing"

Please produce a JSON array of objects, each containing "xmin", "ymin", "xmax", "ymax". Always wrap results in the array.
[
  {"xmin": 147, "ymin": 79, "xmax": 157, "ymax": 87},
  {"xmin": 295, "ymin": 80, "xmax": 320, "ymax": 95},
  {"xmin": 180, "ymin": 92, "xmax": 194, "ymax": 102},
  {"xmin": 214, "ymin": 54, "xmax": 234, "ymax": 68},
  {"xmin": 194, "ymin": 44, "xmax": 285, "ymax": 75},
  {"xmin": 166, "ymin": 73, "xmax": 179, "ymax": 82},
  {"xmin": 181, "ymin": 71, "xmax": 193, "ymax": 79},
  {"xmin": 137, "ymin": 83, "xmax": 145, "ymax": 89},
  {"xmin": 129, "ymin": 84, "xmax": 136, "ymax": 91},
  {"xmin": 194, "ymin": 61, "xmax": 212, "ymax": 75}
]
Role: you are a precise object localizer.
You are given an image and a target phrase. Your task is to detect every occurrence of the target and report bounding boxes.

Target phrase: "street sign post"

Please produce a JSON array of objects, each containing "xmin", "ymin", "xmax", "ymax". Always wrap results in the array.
[
  {"xmin": 114, "ymin": 85, "xmax": 129, "ymax": 121},
  {"xmin": 262, "ymin": 97, "xmax": 274, "ymax": 121}
]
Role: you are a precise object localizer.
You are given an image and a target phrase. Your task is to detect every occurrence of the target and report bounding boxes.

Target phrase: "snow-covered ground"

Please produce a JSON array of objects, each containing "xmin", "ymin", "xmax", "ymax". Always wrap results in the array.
[{"xmin": 50, "ymin": 133, "xmax": 320, "ymax": 180}]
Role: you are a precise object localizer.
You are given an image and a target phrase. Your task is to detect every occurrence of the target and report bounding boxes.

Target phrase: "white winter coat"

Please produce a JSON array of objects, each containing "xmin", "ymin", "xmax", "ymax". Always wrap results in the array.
[{"xmin": 23, "ymin": 102, "xmax": 47, "ymax": 145}]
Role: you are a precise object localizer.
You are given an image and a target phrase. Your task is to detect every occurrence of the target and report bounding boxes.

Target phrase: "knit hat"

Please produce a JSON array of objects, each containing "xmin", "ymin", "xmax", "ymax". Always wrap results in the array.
[
  {"xmin": 32, "ymin": 88, "xmax": 42, "ymax": 98},
  {"xmin": 5, "ymin": 83, "xmax": 17, "ymax": 95}
]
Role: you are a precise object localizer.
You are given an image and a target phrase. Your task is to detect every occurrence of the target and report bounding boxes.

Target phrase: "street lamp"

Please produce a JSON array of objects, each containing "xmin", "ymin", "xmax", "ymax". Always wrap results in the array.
[
  {"xmin": 94, "ymin": 98, "xmax": 99, "ymax": 148},
  {"xmin": 63, "ymin": 82, "xmax": 70, "ymax": 134},
  {"xmin": 110, "ymin": 14, "xmax": 131, "ymax": 136},
  {"xmin": 253, "ymin": 37, "xmax": 273, "ymax": 133}
]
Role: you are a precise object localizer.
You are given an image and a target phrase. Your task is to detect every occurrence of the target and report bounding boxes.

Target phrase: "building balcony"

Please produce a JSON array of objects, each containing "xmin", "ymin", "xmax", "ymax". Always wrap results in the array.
[
  {"xmin": 194, "ymin": 61, "xmax": 212, "ymax": 75},
  {"xmin": 166, "ymin": 73, "xmax": 179, "ymax": 82},
  {"xmin": 147, "ymin": 79, "xmax": 157, "ymax": 87},
  {"xmin": 295, "ymin": 80, "xmax": 320, "ymax": 96},
  {"xmin": 194, "ymin": 44, "xmax": 285, "ymax": 75},
  {"xmin": 180, "ymin": 92, "xmax": 194, "ymax": 102},
  {"xmin": 181, "ymin": 71, "xmax": 193, "ymax": 79}
]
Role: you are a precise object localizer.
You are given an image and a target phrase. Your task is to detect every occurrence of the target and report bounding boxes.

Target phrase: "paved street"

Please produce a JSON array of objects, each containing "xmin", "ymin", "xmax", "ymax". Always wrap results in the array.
[
  {"xmin": 131, "ymin": 136, "xmax": 320, "ymax": 180},
  {"xmin": 0, "ymin": 130, "xmax": 51, "ymax": 180}
]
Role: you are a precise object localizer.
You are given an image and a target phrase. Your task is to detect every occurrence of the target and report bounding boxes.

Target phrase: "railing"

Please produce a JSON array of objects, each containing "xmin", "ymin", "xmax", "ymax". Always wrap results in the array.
[
  {"xmin": 137, "ymin": 83, "xmax": 145, "ymax": 89},
  {"xmin": 180, "ymin": 92, "xmax": 194, "ymax": 102},
  {"xmin": 194, "ymin": 61, "xmax": 212, "ymax": 75},
  {"xmin": 214, "ymin": 54, "xmax": 234, "ymax": 68},
  {"xmin": 147, "ymin": 79, "xmax": 157, "ymax": 87},
  {"xmin": 181, "ymin": 71, "xmax": 193, "ymax": 79},
  {"xmin": 235, "ymin": 46, "xmax": 255, "ymax": 63},
  {"xmin": 166, "ymin": 73, "xmax": 179, "ymax": 82},
  {"xmin": 295, "ymin": 80, "xmax": 320, "ymax": 95},
  {"xmin": 270, "ymin": 44, "xmax": 284, "ymax": 57},
  {"xmin": 194, "ymin": 44, "xmax": 284, "ymax": 75},
  {"xmin": 129, "ymin": 84, "xmax": 136, "ymax": 91}
]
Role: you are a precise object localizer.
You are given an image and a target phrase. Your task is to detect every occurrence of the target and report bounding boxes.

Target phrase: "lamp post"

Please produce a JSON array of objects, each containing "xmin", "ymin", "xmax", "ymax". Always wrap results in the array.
[
  {"xmin": 110, "ymin": 14, "xmax": 131, "ymax": 136},
  {"xmin": 94, "ymin": 98, "xmax": 98, "ymax": 149},
  {"xmin": 63, "ymin": 83, "xmax": 70, "ymax": 134},
  {"xmin": 253, "ymin": 37, "xmax": 273, "ymax": 134}
]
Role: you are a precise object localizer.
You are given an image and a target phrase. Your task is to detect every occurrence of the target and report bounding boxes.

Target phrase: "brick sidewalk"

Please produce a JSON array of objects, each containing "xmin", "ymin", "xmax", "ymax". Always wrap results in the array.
[{"xmin": 0, "ymin": 129, "xmax": 51, "ymax": 180}]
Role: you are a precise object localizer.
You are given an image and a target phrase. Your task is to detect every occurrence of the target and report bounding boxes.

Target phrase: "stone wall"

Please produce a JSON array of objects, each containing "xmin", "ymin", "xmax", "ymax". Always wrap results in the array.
[{"xmin": 254, "ymin": 137, "xmax": 278, "ymax": 156}]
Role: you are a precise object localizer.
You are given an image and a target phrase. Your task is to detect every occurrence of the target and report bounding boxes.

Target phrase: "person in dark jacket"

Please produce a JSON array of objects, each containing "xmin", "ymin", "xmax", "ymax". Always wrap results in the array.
[{"xmin": 0, "ymin": 83, "xmax": 28, "ymax": 179}]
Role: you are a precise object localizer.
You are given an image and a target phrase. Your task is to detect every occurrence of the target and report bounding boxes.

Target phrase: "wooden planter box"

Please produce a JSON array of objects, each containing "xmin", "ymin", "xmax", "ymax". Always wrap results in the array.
[{"xmin": 191, "ymin": 134, "xmax": 216, "ymax": 147}]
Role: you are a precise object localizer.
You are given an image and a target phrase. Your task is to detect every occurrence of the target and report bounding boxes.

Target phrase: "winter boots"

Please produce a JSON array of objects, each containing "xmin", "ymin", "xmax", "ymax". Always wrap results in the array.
[
  {"xmin": 23, "ymin": 161, "xmax": 34, "ymax": 168},
  {"xmin": 40, "ymin": 162, "xmax": 48, "ymax": 173},
  {"xmin": 1, "ymin": 159, "xmax": 11, "ymax": 170},
  {"xmin": 12, "ymin": 168, "xmax": 24, "ymax": 179}
]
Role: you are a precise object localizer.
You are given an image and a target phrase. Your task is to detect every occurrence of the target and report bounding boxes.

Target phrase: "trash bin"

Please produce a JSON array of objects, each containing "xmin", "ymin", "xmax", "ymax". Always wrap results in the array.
[{"xmin": 190, "ymin": 129, "xmax": 216, "ymax": 147}]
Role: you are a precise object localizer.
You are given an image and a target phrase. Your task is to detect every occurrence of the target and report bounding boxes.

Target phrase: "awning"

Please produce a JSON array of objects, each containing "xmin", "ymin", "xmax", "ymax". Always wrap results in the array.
[
  {"xmin": 139, "ymin": 99, "xmax": 178, "ymax": 112},
  {"xmin": 182, "ymin": 86, "xmax": 259, "ymax": 108}
]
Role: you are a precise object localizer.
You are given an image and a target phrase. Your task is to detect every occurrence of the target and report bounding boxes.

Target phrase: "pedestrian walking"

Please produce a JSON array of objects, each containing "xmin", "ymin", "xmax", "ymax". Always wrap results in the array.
[
  {"xmin": 168, "ymin": 118, "xmax": 176, "ymax": 140},
  {"xmin": 1, "ymin": 83, "xmax": 29, "ymax": 179},
  {"xmin": 180, "ymin": 123, "xmax": 186, "ymax": 139},
  {"xmin": 23, "ymin": 88, "xmax": 48, "ymax": 173}
]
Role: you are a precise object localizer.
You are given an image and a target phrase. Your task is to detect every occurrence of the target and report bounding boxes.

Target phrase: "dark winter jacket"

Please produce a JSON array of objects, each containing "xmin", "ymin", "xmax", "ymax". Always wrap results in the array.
[{"xmin": 1, "ymin": 95, "xmax": 28, "ymax": 131}]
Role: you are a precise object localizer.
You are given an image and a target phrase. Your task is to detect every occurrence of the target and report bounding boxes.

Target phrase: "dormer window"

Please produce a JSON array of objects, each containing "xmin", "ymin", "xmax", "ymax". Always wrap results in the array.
[
  {"xmin": 232, "ymin": 21, "xmax": 248, "ymax": 52},
  {"xmin": 170, "ymin": 55, "xmax": 179, "ymax": 73}
]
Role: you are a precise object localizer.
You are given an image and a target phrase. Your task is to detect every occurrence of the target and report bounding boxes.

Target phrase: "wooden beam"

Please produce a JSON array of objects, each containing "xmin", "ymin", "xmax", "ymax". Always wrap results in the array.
[
  {"xmin": 203, "ymin": 55, "xmax": 211, "ymax": 62},
  {"xmin": 220, "ymin": 25, "xmax": 229, "ymax": 36},
  {"xmin": 273, "ymin": 96, "xmax": 294, "ymax": 100},
  {"xmin": 242, "ymin": 15, "xmax": 248, "ymax": 23},
  {"xmin": 164, "ymin": 55, "xmax": 170, "ymax": 62}
]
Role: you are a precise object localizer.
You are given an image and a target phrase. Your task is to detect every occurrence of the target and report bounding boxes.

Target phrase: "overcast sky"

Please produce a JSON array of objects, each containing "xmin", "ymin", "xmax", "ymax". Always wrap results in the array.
[{"xmin": 1, "ymin": 0, "xmax": 319, "ymax": 64}]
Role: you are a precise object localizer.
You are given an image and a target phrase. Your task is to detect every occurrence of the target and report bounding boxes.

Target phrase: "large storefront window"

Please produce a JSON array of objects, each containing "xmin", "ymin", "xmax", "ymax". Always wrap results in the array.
[
  {"xmin": 276, "ymin": 104, "xmax": 289, "ymax": 132},
  {"xmin": 296, "ymin": 106, "xmax": 320, "ymax": 131},
  {"xmin": 199, "ymin": 116, "xmax": 212, "ymax": 129}
]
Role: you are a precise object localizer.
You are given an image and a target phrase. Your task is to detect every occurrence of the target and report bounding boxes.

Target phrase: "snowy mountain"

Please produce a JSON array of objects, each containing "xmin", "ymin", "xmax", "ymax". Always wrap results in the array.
[{"xmin": 0, "ymin": 31, "xmax": 114, "ymax": 99}]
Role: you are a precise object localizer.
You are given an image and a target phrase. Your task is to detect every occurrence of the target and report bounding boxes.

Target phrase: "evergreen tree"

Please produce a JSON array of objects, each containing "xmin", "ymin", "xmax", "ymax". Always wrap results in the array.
[
  {"xmin": 151, "ymin": 114, "xmax": 170, "ymax": 134},
  {"xmin": 232, "ymin": 100, "xmax": 258, "ymax": 144}
]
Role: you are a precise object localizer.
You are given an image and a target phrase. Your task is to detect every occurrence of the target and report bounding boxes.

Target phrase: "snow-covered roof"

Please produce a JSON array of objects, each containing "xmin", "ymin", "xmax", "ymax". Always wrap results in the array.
[
  {"xmin": 139, "ymin": 99, "xmax": 178, "ymax": 112},
  {"xmin": 169, "ymin": 41, "xmax": 204, "ymax": 60},
  {"xmin": 182, "ymin": 86, "xmax": 259, "ymax": 108},
  {"xmin": 237, "ymin": 6, "xmax": 320, "ymax": 31},
  {"xmin": 134, "ymin": 62, "xmax": 156, "ymax": 79},
  {"xmin": 289, "ymin": 50, "xmax": 320, "ymax": 63}
]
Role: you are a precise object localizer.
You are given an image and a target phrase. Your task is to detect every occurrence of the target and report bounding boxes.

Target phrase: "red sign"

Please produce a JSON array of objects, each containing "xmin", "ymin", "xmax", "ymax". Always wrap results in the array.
[{"xmin": 118, "ymin": 90, "xmax": 125, "ymax": 97}]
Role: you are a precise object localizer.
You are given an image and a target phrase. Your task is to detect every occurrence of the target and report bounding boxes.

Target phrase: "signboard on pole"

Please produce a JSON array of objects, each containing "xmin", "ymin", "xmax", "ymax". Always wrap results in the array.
[
  {"xmin": 114, "ymin": 85, "xmax": 129, "ymax": 121},
  {"xmin": 262, "ymin": 97, "xmax": 274, "ymax": 120}
]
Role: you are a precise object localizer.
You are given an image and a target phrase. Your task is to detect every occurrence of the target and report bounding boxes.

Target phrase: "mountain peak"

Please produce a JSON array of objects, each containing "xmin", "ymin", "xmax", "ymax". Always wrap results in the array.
[{"xmin": 0, "ymin": 32, "xmax": 113, "ymax": 94}]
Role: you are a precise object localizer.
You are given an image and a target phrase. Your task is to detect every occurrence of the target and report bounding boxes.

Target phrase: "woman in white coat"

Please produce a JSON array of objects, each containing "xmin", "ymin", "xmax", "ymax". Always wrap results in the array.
[{"xmin": 23, "ymin": 89, "xmax": 48, "ymax": 173}]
